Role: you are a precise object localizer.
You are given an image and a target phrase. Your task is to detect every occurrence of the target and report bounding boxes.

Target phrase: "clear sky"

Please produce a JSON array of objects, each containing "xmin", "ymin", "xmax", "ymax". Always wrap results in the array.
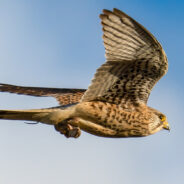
[{"xmin": 0, "ymin": 0, "xmax": 183, "ymax": 184}]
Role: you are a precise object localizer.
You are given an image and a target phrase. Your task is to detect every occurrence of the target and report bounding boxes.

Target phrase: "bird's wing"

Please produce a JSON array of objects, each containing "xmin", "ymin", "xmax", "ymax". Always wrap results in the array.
[
  {"xmin": 0, "ymin": 83, "xmax": 86, "ymax": 105},
  {"xmin": 82, "ymin": 8, "xmax": 168, "ymax": 105}
]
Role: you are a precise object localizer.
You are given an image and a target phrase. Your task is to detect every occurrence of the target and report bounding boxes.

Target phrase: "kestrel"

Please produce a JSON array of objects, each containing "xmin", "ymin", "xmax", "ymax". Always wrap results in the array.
[{"xmin": 0, "ymin": 8, "xmax": 170, "ymax": 138}]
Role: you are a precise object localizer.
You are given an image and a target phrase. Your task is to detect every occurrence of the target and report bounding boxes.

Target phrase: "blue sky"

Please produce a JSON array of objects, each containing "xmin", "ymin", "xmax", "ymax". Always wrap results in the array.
[{"xmin": 0, "ymin": 0, "xmax": 183, "ymax": 184}]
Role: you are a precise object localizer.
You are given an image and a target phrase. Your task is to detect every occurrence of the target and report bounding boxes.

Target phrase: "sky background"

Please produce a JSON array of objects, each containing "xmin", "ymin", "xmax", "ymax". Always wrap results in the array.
[{"xmin": 0, "ymin": 0, "xmax": 183, "ymax": 184}]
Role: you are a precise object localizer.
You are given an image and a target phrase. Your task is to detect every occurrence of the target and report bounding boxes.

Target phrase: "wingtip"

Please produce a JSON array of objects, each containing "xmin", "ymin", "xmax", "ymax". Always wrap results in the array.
[
  {"xmin": 99, "ymin": 14, "xmax": 106, "ymax": 19},
  {"xmin": 113, "ymin": 8, "xmax": 128, "ymax": 18},
  {"xmin": 103, "ymin": 9, "xmax": 112, "ymax": 14},
  {"xmin": 100, "ymin": 8, "xmax": 127, "ymax": 20},
  {"xmin": 113, "ymin": 8, "xmax": 119, "ymax": 12}
]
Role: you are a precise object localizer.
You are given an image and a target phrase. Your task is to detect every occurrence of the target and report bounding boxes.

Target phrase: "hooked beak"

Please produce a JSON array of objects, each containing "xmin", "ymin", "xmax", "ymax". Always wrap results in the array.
[{"xmin": 163, "ymin": 121, "xmax": 170, "ymax": 131}]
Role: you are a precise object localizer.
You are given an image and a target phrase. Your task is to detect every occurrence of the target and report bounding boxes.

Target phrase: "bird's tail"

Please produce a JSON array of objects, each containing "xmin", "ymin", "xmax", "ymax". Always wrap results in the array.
[{"xmin": 0, "ymin": 106, "xmax": 71, "ymax": 125}]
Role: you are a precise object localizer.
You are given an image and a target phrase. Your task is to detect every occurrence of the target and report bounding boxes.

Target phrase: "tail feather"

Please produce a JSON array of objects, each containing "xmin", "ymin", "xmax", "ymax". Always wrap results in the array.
[
  {"xmin": 0, "ymin": 108, "xmax": 62, "ymax": 125},
  {"xmin": 0, "ymin": 105, "xmax": 76, "ymax": 125}
]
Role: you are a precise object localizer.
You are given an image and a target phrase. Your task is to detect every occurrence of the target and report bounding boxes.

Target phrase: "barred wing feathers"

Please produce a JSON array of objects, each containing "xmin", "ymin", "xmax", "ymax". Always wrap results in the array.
[
  {"xmin": 82, "ymin": 8, "xmax": 168, "ymax": 105},
  {"xmin": 0, "ymin": 83, "xmax": 86, "ymax": 105}
]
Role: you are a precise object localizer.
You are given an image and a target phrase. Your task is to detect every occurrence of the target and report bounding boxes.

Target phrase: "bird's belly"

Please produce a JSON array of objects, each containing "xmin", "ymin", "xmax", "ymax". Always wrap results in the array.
[{"xmin": 74, "ymin": 101, "xmax": 149, "ymax": 137}]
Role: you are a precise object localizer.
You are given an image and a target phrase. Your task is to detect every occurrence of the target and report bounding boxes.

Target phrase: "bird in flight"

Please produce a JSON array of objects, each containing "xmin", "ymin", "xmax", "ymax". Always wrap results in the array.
[{"xmin": 0, "ymin": 8, "xmax": 170, "ymax": 138}]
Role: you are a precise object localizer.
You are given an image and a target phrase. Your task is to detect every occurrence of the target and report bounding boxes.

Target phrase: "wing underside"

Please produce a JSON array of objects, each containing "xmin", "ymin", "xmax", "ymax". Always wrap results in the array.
[{"xmin": 82, "ymin": 8, "xmax": 168, "ymax": 105}]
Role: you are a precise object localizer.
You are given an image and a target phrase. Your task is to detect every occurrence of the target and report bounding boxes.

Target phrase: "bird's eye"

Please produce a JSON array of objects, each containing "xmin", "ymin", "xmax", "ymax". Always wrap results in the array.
[{"xmin": 159, "ymin": 115, "xmax": 166, "ymax": 122}]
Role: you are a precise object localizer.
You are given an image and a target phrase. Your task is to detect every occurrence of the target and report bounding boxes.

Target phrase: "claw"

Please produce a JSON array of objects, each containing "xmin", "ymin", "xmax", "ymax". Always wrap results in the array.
[{"xmin": 55, "ymin": 123, "xmax": 81, "ymax": 138}]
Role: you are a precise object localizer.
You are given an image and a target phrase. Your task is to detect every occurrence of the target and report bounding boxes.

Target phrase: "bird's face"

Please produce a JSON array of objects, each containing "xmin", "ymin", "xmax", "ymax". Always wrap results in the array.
[
  {"xmin": 148, "ymin": 111, "xmax": 170, "ymax": 135},
  {"xmin": 159, "ymin": 114, "xmax": 170, "ymax": 131}
]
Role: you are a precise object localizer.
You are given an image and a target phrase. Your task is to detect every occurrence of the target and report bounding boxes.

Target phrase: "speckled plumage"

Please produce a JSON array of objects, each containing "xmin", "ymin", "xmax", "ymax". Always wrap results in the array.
[
  {"xmin": 0, "ymin": 83, "xmax": 86, "ymax": 105},
  {"xmin": 0, "ymin": 9, "xmax": 170, "ymax": 138}
]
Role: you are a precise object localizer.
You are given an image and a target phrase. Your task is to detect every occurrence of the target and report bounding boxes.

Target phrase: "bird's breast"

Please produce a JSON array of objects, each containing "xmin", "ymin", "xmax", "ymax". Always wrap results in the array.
[{"xmin": 75, "ymin": 101, "xmax": 150, "ymax": 137}]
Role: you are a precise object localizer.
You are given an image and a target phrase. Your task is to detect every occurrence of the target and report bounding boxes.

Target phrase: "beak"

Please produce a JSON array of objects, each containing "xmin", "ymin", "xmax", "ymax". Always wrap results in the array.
[{"xmin": 163, "ymin": 121, "xmax": 170, "ymax": 131}]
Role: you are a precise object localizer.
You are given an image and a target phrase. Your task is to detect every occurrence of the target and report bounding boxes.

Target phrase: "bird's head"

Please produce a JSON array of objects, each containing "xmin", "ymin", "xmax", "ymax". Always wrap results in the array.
[
  {"xmin": 159, "ymin": 114, "xmax": 170, "ymax": 131},
  {"xmin": 148, "ymin": 109, "xmax": 170, "ymax": 135}
]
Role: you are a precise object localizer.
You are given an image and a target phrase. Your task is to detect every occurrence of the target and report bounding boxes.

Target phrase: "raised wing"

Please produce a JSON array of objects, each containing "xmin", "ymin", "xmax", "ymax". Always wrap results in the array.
[
  {"xmin": 82, "ymin": 8, "xmax": 168, "ymax": 105},
  {"xmin": 0, "ymin": 83, "xmax": 86, "ymax": 105}
]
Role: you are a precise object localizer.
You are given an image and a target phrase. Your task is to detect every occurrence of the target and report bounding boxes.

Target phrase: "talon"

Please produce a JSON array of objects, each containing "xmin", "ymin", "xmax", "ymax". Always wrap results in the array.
[
  {"xmin": 54, "ymin": 123, "xmax": 81, "ymax": 138},
  {"xmin": 66, "ymin": 127, "xmax": 81, "ymax": 138}
]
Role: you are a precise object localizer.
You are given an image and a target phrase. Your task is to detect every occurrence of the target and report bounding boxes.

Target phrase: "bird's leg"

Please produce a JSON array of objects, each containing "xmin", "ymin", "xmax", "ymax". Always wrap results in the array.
[
  {"xmin": 54, "ymin": 120, "xmax": 81, "ymax": 138},
  {"xmin": 54, "ymin": 102, "xmax": 119, "ymax": 138},
  {"xmin": 64, "ymin": 117, "xmax": 118, "ymax": 137}
]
